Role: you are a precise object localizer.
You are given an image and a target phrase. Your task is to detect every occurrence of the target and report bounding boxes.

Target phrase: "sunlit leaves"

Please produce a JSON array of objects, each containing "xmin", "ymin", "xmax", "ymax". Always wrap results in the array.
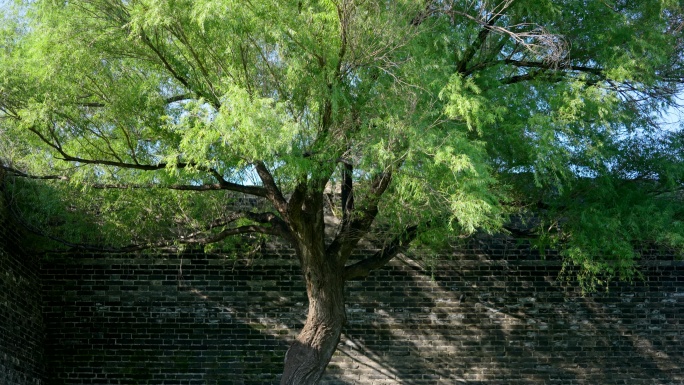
[
  {"xmin": 169, "ymin": 86, "xmax": 300, "ymax": 169},
  {"xmin": 2, "ymin": 0, "xmax": 684, "ymax": 291},
  {"xmin": 441, "ymin": 74, "xmax": 505, "ymax": 133}
]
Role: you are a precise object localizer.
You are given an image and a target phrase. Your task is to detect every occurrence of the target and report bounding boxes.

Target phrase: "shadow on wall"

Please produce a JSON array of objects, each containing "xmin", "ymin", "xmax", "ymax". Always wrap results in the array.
[
  {"xmin": 325, "ymin": 238, "xmax": 683, "ymax": 385},
  {"xmin": 41, "ymin": 238, "xmax": 683, "ymax": 385},
  {"xmin": 0, "ymin": 171, "xmax": 44, "ymax": 385}
]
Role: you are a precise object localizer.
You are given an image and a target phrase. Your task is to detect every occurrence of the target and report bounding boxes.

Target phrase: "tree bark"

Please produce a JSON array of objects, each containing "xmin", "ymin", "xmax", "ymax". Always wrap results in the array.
[{"xmin": 280, "ymin": 251, "xmax": 346, "ymax": 385}]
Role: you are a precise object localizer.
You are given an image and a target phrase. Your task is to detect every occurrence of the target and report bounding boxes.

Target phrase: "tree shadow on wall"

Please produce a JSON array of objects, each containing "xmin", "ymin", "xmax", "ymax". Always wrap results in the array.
[
  {"xmin": 323, "ymin": 237, "xmax": 683, "ymax": 384},
  {"xmin": 42, "ymin": 242, "xmax": 682, "ymax": 385},
  {"xmin": 158, "ymin": 255, "xmax": 313, "ymax": 385}
]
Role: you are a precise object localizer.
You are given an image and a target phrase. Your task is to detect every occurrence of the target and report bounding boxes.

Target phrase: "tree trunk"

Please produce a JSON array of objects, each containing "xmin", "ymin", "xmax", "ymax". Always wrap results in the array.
[{"xmin": 280, "ymin": 253, "xmax": 346, "ymax": 385}]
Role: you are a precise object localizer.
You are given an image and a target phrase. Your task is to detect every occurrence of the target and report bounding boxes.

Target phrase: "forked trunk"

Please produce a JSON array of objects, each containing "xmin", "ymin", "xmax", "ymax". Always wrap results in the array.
[{"xmin": 280, "ymin": 254, "xmax": 346, "ymax": 385}]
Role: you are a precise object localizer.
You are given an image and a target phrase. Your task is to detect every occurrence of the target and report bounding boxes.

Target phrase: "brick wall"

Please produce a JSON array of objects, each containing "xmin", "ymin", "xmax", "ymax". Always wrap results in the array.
[
  {"xmin": 0, "ymin": 171, "xmax": 45, "ymax": 385},
  {"xmin": 41, "ymin": 237, "xmax": 683, "ymax": 385}
]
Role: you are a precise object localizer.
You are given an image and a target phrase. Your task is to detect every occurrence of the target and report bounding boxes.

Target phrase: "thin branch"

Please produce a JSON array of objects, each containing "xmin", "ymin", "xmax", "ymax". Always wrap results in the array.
[
  {"xmin": 246, "ymin": 35, "xmax": 295, "ymax": 117},
  {"xmin": 26, "ymin": 125, "xmax": 64, "ymax": 154},
  {"xmin": 282, "ymin": 29, "xmax": 327, "ymax": 67},
  {"xmin": 139, "ymin": 30, "xmax": 221, "ymax": 110},
  {"xmin": 177, "ymin": 212, "xmax": 288, "ymax": 244},
  {"xmin": 163, "ymin": 211, "xmax": 287, "ymax": 243},
  {"xmin": 335, "ymin": 0, "xmax": 349, "ymax": 77},
  {"xmin": 89, "ymin": 182, "xmax": 266, "ymax": 195},
  {"xmin": 67, "ymin": 225, "xmax": 278, "ymax": 253},
  {"xmin": 168, "ymin": 23, "xmax": 220, "ymax": 105},
  {"xmin": 140, "ymin": 31, "xmax": 193, "ymax": 93}
]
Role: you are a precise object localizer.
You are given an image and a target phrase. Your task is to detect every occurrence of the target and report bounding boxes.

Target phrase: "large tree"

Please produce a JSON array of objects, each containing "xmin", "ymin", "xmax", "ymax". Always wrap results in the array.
[{"xmin": 2, "ymin": 0, "xmax": 684, "ymax": 383}]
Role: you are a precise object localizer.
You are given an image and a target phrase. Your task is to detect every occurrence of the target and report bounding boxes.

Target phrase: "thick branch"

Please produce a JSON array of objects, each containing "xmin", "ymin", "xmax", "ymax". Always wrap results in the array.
[
  {"xmin": 1, "ymin": 165, "xmax": 69, "ymax": 181},
  {"xmin": 164, "ymin": 93, "xmax": 195, "ymax": 104},
  {"xmin": 341, "ymin": 163, "xmax": 354, "ymax": 222},
  {"xmin": 254, "ymin": 161, "xmax": 288, "ymax": 214},
  {"xmin": 343, "ymin": 225, "xmax": 419, "ymax": 280},
  {"xmin": 287, "ymin": 180, "xmax": 308, "ymax": 221},
  {"xmin": 326, "ymin": 171, "xmax": 393, "ymax": 263},
  {"xmin": 502, "ymin": 59, "xmax": 604, "ymax": 75},
  {"xmin": 465, "ymin": 58, "xmax": 605, "ymax": 78},
  {"xmin": 499, "ymin": 70, "xmax": 562, "ymax": 85},
  {"xmin": 78, "ymin": 93, "xmax": 194, "ymax": 108},
  {"xmin": 457, "ymin": 13, "xmax": 505, "ymax": 74}
]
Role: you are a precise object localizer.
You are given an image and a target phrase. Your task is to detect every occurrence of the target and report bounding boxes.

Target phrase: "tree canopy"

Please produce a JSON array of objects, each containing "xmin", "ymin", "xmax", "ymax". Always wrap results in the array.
[{"xmin": 2, "ymin": 0, "xmax": 684, "ymax": 285}]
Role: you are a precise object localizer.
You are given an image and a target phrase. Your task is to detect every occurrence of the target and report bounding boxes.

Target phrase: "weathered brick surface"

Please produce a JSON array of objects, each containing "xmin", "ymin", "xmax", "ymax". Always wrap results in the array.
[
  {"xmin": 0, "ymin": 171, "xmax": 45, "ymax": 385},
  {"xmin": 40, "ymin": 237, "xmax": 683, "ymax": 385},
  {"xmin": 42, "ymin": 247, "xmax": 302, "ymax": 385}
]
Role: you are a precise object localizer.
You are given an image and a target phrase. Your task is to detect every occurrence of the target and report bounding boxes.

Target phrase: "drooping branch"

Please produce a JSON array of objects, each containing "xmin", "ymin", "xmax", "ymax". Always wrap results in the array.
[
  {"xmin": 492, "ymin": 60, "xmax": 677, "ymax": 98},
  {"xmin": 178, "ymin": 211, "xmax": 288, "ymax": 242},
  {"xmin": 343, "ymin": 224, "xmax": 419, "ymax": 280},
  {"xmin": 2, "ymin": 164, "xmax": 269, "ymax": 197},
  {"xmin": 92, "ymin": 225, "xmax": 281, "ymax": 253},
  {"xmin": 7, "ymin": 190, "xmax": 287, "ymax": 253},
  {"xmin": 179, "ymin": 224, "xmax": 283, "ymax": 244},
  {"xmin": 13, "ymin": 116, "xmax": 282, "ymax": 202},
  {"xmin": 28, "ymin": 122, "xmax": 170, "ymax": 172}
]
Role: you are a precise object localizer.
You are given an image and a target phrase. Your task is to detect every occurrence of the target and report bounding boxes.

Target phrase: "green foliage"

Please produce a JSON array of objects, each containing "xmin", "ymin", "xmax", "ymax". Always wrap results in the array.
[{"xmin": 1, "ymin": 0, "xmax": 683, "ymax": 290}]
